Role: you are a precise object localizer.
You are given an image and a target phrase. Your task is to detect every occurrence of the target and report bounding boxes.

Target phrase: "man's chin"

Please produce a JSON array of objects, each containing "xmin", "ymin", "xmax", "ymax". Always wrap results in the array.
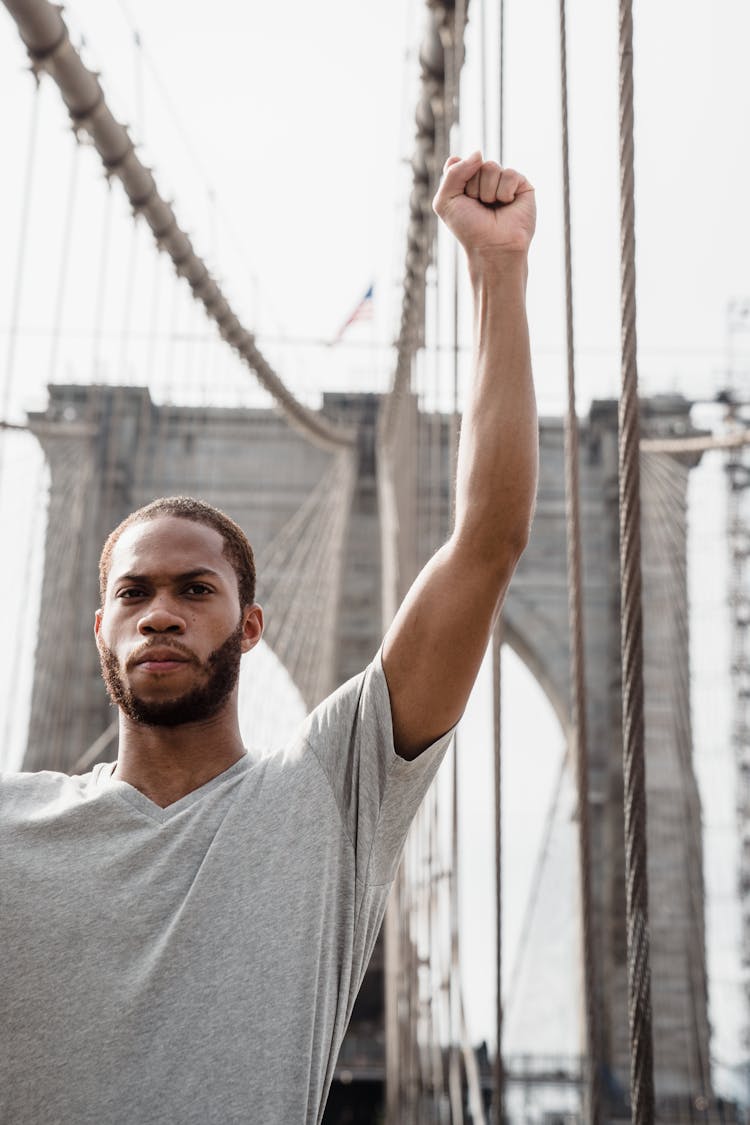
[{"xmin": 114, "ymin": 679, "xmax": 231, "ymax": 728}]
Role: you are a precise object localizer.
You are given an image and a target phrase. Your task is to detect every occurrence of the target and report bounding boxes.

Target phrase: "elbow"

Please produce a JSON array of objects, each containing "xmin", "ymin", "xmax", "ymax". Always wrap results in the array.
[
  {"xmin": 461, "ymin": 495, "xmax": 536, "ymax": 558},
  {"xmin": 451, "ymin": 515, "xmax": 533, "ymax": 580},
  {"xmin": 494, "ymin": 522, "xmax": 532, "ymax": 575},
  {"xmin": 498, "ymin": 488, "xmax": 537, "ymax": 560},
  {"xmin": 508, "ymin": 512, "xmax": 534, "ymax": 558},
  {"xmin": 451, "ymin": 476, "xmax": 537, "ymax": 578}
]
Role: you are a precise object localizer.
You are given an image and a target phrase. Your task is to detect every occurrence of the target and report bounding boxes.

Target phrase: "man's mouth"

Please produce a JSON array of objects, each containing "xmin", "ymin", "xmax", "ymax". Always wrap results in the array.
[{"xmin": 130, "ymin": 646, "xmax": 192, "ymax": 672}]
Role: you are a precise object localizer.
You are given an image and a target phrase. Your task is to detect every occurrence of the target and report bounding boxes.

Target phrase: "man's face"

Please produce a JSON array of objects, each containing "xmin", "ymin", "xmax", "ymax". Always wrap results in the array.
[{"xmin": 95, "ymin": 516, "xmax": 262, "ymax": 727}]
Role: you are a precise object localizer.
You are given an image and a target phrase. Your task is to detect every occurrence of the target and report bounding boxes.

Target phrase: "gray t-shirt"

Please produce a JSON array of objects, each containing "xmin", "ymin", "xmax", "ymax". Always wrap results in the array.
[{"xmin": 0, "ymin": 652, "xmax": 450, "ymax": 1124}]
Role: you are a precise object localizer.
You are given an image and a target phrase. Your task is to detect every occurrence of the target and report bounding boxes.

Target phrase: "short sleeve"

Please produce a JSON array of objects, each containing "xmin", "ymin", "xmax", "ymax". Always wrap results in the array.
[{"xmin": 300, "ymin": 648, "xmax": 453, "ymax": 886}]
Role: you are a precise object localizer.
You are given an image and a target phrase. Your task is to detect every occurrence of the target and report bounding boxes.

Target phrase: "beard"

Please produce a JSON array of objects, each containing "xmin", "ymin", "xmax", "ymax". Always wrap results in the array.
[{"xmin": 98, "ymin": 620, "xmax": 244, "ymax": 728}]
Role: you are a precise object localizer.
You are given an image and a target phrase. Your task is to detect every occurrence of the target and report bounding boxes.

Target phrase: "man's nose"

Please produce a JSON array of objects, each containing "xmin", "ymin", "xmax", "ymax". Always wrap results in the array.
[{"xmin": 137, "ymin": 601, "xmax": 186, "ymax": 635}]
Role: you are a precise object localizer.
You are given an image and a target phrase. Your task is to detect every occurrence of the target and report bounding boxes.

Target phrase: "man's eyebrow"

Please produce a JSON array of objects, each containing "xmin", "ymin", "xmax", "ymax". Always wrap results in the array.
[
  {"xmin": 112, "ymin": 568, "xmax": 224, "ymax": 586},
  {"xmin": 175, "ymin": 568, "xmax": 223, "ymax": 582}
]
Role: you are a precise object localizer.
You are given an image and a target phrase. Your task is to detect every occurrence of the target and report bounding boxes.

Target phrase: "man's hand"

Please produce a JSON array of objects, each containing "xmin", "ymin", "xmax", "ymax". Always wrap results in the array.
[{"xmin": 433, "ymin": 151, "xmax": 536, "ymax": 264}]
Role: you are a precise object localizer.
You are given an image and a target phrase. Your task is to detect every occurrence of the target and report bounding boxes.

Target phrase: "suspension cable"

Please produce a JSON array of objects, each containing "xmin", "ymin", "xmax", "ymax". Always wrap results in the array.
[
  {"xmin": 492, "ymin": 626, "xmax": 504, "ymax": 1125},
  {"xmin": 46, "ymin": 134, "xmax": 80, "ymax": 388},
  {"xmin": 558, "ymin": 2, "xmax": 603, "ymax": 1120},
  {"xmin": 491, "ymin": 7, "xmax": 505, "ymax": 1121},
  {"xmin": 498, "ymin": 0, "xmax": 505, "ymax": 164},
  {"xmin": 2, "ymin": 0, "xmax": 353, "ymax": 452},
  {"xmin": 479, "ymin": 0, "xmax": 488, "ymax": 155},
  {"xmin": 92, "ymin": 185, "xmax": 114, "ymax": 379},
  {"xmin": 2, "ymin": 79, "xmax": 40, "ymax": 440},
  {"xmin": 616, "ymin": 2, "xmax": 655, "ymax": 1118},
  {"xmin": 118, "ymin": 210, "xmax": 141, "ymax": 384},
  {"xmin": 448, "ymin": 739, "xmax": 465, "ymax": 1125}
]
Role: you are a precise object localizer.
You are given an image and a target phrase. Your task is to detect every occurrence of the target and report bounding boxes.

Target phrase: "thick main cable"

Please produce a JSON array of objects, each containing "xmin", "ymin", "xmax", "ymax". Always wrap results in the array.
[{"xmin": 2, "ymin": 0, "xmax": 354, "ymax": 453}]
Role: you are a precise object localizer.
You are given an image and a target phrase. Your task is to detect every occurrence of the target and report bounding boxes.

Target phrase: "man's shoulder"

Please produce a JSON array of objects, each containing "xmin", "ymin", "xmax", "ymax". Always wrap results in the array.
[
  {"xmin": 0, "ymin": 765, "xmax": 100, "ymax": 813},
  {"xmin": 298, "ymin": 653, "xmax": 385, "ymax": 748}
]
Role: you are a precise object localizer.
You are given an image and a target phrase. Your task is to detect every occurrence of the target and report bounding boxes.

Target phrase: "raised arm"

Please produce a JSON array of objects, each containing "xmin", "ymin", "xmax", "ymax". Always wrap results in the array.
[{"xmin": 382, "ymin": 151, "xmax": 538, "ymax": 759}]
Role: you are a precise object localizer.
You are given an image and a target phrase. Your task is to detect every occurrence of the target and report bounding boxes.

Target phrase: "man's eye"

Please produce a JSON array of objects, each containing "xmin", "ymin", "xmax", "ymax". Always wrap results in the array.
[
  {"xmin": 185, "ymin": 584, "xmax": 212, "ymax": 596},
  {"xmin": 117, "ymin": 588, "xmax": 146, "ymax": 599}
]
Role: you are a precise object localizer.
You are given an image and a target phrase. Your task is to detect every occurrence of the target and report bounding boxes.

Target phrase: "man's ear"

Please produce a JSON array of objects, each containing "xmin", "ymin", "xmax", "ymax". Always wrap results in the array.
[
  {"xmin": 241, "ymin": 604, "xmax": 264, "ymax": 654},
  {"xmin": 94, "ymin": 608, "xmax": 103, "ymax": 641}
]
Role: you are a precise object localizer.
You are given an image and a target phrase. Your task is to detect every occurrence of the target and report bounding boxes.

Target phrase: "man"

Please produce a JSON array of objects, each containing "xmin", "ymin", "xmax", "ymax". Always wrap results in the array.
[{"xmin": 0, "ymin": 153, "xmax": 536, "ymax": 1124}]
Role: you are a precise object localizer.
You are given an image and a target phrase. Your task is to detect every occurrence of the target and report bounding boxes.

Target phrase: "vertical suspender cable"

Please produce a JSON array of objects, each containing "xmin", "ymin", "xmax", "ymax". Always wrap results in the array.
[
  {"xmin": 446, "ymin": 4, "xmax": 464, "ymax": 1098},
  {"xmin": 479, "ymin": 0, "xmax": 488, "ymax": 158},
  {"xmin": 491, "ymin": 624, "xmax": 503, "ymax": 1125},
  {"xmin": 616, "ymin": 2, "xmax": 655, "ymax": 1120},
  {"xmin": 118, "ymin": 214, "xmax": 141, "ymax": 383},
  {"xmin": 497, "ymin": 0, "xmax": 505, "ymax": 164},
  {"xmin": 448, "ymin": 0, "xmax": 465, "ymax": 502},
  {"xmin": 450, "ymin": 244, "xmax": 460, "ymax": 494},
  {"xmin": 2, "ymin": 459, "xmax": 45, "ymax": 758},
  {"xmin": 492, "ymin": 6, "xmax": 505, "ymax": 1121},
  {"xmin": 449, "ymin": 12, "xmax": 463, "ymax": 1110},
  {"xmin": 92, "ymin": 187, "xmax": 114, "ymax": 379},
  {"xmin": 448, "ymin": 740, "xmax": 465, "ymax": 1125},
  {"xmin": 2, "ymin": 82, "xmax": 40, "ymax": 434},
  {"xmin": 449, "ymin": 113, "xmax": 462, "ymax": 1113},
  {"xmin": 557, "ymin": 1, "xmax": 603, "ymax": 1119},
  {"xmin": 48, "ymin": 140, "xmax": 80, "ymax": 385}
]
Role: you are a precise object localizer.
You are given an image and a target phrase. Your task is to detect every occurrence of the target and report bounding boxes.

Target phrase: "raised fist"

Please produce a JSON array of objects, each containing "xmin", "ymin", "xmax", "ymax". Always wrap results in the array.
[{"xmin": 433, "ymin": 151, "xmax": 536, "ymax": 262}]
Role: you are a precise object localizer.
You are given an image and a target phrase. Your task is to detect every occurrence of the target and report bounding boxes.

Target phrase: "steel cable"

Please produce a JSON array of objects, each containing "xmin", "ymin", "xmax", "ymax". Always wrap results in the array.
[
  {"xmin": 48, "ymin": 138, "xmax": 80, "ymax": 386},
  {"xmin": 497, "ymin": 0, "xmax": 505, "ymax": 164},
  {"xmin": 0, "ymin": 81, "xmax": 40, "ymax": 492},
  {"xmin": 2, "ymin": 0, "xmax": 353, "ymax": 453},
  {"xmin": 616, "ymin": 1, "xmax": 655, "ymax": 1119},
  {"xmin": 492, "ymin": 7, "xmax": 505, "ymax": 1119},
  {"xmin": 558, "ymin": 1, "xmax": 604, "ymax": 1119}
]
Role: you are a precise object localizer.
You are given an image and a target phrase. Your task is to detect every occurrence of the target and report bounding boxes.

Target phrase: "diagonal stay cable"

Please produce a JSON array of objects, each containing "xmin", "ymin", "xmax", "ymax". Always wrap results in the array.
[{"xmin": 2, "ymin": 0, "xmax": 354, "ymax": 453}]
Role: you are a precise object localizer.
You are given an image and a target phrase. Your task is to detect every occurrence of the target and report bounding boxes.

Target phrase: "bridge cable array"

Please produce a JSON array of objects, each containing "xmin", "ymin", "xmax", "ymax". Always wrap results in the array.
[{"xmin": 1, "ymin": 0, "xmax": 355, "ymax": 453}]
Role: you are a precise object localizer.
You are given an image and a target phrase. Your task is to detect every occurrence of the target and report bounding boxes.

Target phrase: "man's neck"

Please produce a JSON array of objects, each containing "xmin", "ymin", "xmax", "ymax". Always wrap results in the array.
[{"xmin": 112, "ymin": 709, "xmax": 246, "ymax": 808}]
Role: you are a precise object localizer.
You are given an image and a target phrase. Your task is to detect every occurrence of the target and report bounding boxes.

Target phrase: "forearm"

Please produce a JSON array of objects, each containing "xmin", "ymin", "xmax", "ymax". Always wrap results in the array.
[{"xmin": 453, "ymin": 252, "xmax": 538, "ymax": 566}]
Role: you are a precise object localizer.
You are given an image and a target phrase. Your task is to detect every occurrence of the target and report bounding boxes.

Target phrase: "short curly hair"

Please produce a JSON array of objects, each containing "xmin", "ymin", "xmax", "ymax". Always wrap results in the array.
[{"xmin": 99, "ymin": 496, "xmax": 256, "ymax": 608}]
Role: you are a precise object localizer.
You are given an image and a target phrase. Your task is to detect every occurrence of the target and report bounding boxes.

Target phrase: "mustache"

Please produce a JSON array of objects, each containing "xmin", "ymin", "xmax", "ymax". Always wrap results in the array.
[{"xmin": 125, "ymin": 640, "xmax": 199, "ymax": 671}]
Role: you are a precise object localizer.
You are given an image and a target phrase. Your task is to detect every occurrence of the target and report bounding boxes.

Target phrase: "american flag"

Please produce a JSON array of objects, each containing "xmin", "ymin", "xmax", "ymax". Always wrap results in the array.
[{"xmin": 332, "ymin": 284, "xmax": 374, "ymax": 343}]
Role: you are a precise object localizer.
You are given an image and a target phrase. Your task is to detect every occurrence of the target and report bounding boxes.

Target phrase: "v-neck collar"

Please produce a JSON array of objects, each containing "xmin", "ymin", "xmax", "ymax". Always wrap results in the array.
[{"xmin": 96, "ymin": 755, "xmax": 251, "ymax": 824}]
